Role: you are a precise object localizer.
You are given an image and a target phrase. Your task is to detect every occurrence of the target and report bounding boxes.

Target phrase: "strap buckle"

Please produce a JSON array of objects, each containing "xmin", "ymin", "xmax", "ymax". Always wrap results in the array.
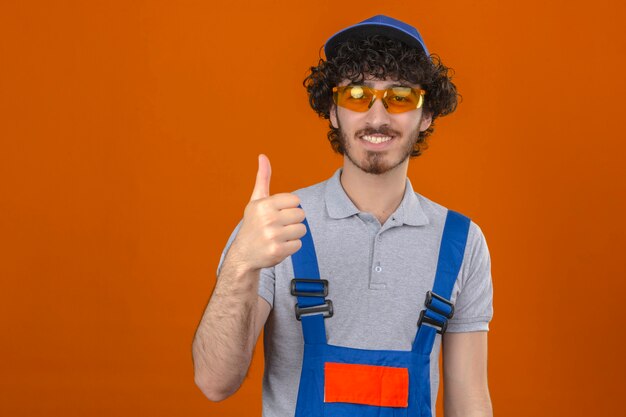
[
  {"xmin": 291, "ymin": 278, "xmax": 333, "ymax": 321},
  {"xmin": 295, "ymin": 300, "xmax": 334, "ymax": 321},
  {"xmin": 417, "ymin": 291, "xmax": 454, "ymax": 334},
  {"xmin": 417, "ymin": 309, "xmax": 448, "ymax": 334},
  {"xmin": 290, "ymin": 278, "xmax": 329, "ymax": 297},
  {"xmin": 425, "ymin": 291, "xmax": 455, "ymax": 319}
]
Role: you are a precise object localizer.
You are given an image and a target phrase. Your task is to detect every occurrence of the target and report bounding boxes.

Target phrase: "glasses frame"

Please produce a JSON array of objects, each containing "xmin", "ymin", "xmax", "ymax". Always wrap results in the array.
[{"xmin": 332, "ymin": 85, "xmax": 426, "ymax": 113}]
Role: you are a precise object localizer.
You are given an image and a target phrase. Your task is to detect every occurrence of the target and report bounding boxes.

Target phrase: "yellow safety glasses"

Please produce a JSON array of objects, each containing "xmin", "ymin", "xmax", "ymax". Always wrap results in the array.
[{"xmin": 332, "ymin": 85, "xmax": 426, "ymax": 114}]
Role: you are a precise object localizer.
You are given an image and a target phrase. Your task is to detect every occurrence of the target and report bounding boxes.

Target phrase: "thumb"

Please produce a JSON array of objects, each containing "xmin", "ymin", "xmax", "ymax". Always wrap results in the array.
[{"xmin": 250, "ymin": 154, "xmax": 271, "ymax": 201}]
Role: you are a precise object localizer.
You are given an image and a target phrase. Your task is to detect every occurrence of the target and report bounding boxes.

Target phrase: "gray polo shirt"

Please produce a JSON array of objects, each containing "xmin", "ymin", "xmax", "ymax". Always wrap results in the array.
[{"xmin": 217, "ymin": 167, "xmax": 493, "ymax": 417}]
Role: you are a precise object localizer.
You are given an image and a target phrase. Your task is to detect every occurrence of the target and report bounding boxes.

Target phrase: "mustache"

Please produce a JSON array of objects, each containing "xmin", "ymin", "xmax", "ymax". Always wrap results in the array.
[{"xmin": 356, "ymin": 126, "xmax": 399, "ymax": 137}]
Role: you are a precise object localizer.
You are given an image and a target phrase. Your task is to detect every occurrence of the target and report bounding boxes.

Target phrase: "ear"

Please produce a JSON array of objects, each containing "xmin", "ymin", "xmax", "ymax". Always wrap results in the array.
[
  {"xmin": 330, "ymin": 104, "xmax": 338, "ymax": 129},
  {"xmin": 419, "ymin": 111, "xmax": 433, "ymax": 132}
]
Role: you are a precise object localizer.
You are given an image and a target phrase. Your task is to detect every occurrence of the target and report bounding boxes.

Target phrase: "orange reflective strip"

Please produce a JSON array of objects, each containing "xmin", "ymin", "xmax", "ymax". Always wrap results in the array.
[{"xmin": 324, "ymin": 362, "xmax": 409, "ymax": 407}]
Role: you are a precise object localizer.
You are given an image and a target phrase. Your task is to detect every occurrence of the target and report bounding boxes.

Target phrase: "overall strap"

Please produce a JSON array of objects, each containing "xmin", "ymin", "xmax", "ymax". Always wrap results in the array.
[
  {"xmin": 290, "ymin": 206, "xmax": 331, "ymax": 345},
  {"xmin": 412, "ymin": 209, "xmax": 471, "ymax": 353}
]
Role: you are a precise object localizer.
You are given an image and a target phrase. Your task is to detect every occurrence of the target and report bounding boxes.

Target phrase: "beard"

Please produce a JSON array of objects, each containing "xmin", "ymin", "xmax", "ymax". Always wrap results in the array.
[{"xmin": 336, "ymin": 114, "xmax": 422, "ymax": 175}]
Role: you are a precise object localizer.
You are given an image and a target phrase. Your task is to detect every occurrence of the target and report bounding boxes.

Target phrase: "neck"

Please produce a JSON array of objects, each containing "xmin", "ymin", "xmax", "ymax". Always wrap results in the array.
[{"xmin": 339, "ymin": 158, "xmax": 409, "ymax": 225}]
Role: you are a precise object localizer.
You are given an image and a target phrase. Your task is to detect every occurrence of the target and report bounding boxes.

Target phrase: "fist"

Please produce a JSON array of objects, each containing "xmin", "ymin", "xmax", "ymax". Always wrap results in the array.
[{"xmin": 230, "ymin": 154, "xmax": 307, "ymax": 271}]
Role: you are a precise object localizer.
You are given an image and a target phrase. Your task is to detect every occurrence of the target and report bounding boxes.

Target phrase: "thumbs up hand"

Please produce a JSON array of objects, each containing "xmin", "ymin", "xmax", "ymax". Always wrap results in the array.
[{"xmin": 229, "ymin": 154, "xmax": 307, "ymax": 272}]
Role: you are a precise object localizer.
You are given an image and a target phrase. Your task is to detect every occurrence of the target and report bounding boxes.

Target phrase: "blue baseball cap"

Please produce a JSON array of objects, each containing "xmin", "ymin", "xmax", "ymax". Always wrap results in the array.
[{"xmin": 324, "ymin": 15, "xmax": 430, "ymax": 60}]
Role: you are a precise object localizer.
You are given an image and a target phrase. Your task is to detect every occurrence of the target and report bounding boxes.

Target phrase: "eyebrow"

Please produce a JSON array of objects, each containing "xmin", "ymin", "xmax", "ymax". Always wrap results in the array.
[{"xmin": 347, "ymin": 81, "xmax": 415, "ymax": 88}]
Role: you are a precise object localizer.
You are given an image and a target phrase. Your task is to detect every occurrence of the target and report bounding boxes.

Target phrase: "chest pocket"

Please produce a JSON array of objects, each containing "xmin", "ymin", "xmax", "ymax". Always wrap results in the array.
[{"xmin": 324, "ymin": 362, "xmax": 409, "ymax": 408}]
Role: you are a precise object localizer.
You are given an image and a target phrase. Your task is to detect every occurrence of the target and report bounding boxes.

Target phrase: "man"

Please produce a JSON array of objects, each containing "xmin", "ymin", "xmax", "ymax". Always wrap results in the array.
[{"xmin": 192, "ymin": 15, "xmax": 494, "ymax": 417}]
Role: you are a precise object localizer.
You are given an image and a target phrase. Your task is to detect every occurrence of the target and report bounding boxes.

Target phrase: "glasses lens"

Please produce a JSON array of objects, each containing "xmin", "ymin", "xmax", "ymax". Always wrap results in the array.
[
  {"xmin": 385, "ymin": 87, "xmax": 423, "ymax": 113},
  {"xmin": 334, "ymin": 86, "xmax": 372, "ymax": 112},
  {"xmin": 333, "ymin": 86, "xmax": 424, "ymax": 113}
]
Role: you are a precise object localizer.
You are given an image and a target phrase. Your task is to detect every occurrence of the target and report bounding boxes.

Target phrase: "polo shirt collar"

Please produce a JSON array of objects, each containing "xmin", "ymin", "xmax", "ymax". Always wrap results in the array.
[{"xmin": 324, "ymin": 168, "xmax": 429, "ymax": 226}]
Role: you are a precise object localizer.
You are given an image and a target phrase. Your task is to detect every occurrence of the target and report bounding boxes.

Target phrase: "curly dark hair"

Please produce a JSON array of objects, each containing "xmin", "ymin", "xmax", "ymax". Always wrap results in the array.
[{"xmin": 303, "ymin": 35, "xmax": 460, "ymax": 157}]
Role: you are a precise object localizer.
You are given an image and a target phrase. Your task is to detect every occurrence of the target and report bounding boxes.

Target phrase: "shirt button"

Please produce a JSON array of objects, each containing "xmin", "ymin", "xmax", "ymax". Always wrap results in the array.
[
  {"xmin": 377, "ymin": 235, "xmax": 382, "ymax": 242},
  {"xmin": 374, "ymin": 265, "xmax": 382, "ymax": 273}
]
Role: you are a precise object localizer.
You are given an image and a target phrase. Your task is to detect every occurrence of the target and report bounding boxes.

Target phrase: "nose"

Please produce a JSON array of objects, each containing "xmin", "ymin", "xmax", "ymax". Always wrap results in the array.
[{"xmin": 365, "ymin": 96, "xmax": 392, "ymax": 126}]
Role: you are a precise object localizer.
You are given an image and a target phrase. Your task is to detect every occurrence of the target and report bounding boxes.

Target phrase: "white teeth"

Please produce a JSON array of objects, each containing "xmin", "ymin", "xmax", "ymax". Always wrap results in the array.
[{"xmin": 361, "ymin": 135, "xmax": 392, "ymax": 144}]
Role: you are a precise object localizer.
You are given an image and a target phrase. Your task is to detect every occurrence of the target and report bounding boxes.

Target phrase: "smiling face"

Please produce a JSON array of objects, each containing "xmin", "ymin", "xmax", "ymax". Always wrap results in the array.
[{"xmin": 330, "ymin": 76, "xmax": 433, "ymax": 175}]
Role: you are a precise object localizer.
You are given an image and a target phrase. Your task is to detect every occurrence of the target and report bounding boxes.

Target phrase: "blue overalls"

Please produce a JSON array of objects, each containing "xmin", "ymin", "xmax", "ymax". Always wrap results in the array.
[{"xmin": 290, "ymin": 208, "xmax": 470, "ymax": 417}]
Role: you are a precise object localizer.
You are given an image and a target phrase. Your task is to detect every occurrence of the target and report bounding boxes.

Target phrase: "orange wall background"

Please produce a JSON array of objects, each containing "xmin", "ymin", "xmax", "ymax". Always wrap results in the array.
[{"xmin": 1, "ymin": 1, "xmax": 625, "ymax": 416}]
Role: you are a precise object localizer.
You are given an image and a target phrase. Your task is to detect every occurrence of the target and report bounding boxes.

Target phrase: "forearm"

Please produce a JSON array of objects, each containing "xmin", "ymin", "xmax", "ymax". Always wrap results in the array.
[
  {"xmin": 192, "ymin": 251, "xmax": 260, "ymax": 401},
  {"xmin": 443, "ymin": 386, "xmax": 493, "ymax": 417},
  {"xmin": 442, "ymin": 331, "xmax": 492, "ymax": 417}
]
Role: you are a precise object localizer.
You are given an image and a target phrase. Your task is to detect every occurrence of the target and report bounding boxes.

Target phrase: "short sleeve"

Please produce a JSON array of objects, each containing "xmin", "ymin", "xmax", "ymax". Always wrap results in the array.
[
  {"xmin": 446, "ymin": 221, "xmax": 494, "ymax": 332},
  {"xmin": 216, "ymin": 219, "xmax": 276, "ymax": 308}
]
